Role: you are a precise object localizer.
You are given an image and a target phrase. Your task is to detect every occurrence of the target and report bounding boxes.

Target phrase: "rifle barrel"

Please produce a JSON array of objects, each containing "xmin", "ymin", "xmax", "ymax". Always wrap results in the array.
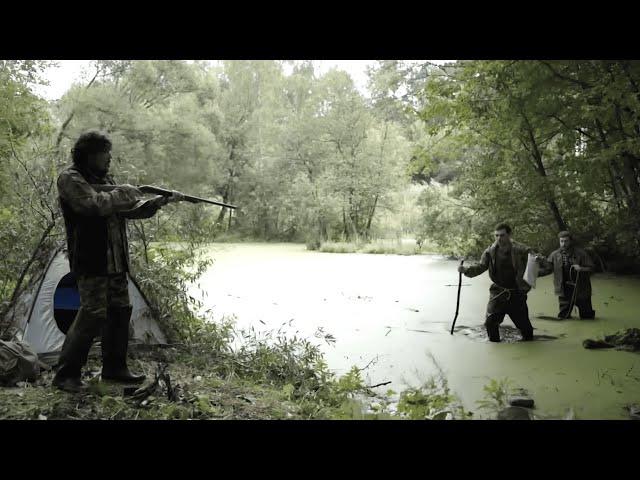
[{"xmin": 91, "ymin": 184, "xmax": 237, "ymax": 209}]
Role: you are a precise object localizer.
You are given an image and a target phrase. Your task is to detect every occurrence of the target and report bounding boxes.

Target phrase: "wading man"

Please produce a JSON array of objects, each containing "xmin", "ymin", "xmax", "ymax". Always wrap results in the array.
[
  {"xmin": 538, "ymin": 231, "xmax": 595, "ymax": 319},
  {"xmin": 53, "ymin": 130, "xmax": 180, "ymax": 393},
  {"xmin": 458, "ymin": 223, "xmax": 545, "ymax": 342}
]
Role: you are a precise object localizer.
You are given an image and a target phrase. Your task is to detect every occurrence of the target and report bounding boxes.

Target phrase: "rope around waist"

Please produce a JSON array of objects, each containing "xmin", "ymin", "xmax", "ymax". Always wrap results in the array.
[{"xmin": 489, "ymin": 284, "xmax": 523, "ymax": 302}]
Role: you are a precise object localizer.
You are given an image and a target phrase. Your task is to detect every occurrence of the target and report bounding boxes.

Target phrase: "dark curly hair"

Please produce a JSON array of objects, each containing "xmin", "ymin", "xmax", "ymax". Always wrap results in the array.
[
  {"xmin": 71, "ymin": 130, "xmax": 112, "ymax": 166},
  {"xmin": 494, "ymin": 222, "xmax": 512, "ymax": 234}
]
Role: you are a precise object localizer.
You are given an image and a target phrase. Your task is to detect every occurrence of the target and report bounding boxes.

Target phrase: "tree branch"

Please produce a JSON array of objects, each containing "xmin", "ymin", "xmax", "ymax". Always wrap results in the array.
[{"xmin": 538, "ymin": 61, "xmax": 592, "ymax": 89}]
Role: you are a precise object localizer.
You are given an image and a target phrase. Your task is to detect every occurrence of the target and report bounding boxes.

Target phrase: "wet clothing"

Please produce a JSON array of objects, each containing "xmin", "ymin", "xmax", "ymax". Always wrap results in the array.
[
  {"xmin": 55, "ymin": 163, "xmax": 159, "ymax": 385},
  {"xmin": 539, "ymin": 247, "xmax": 595, "ymax": 319},
  {"xmin": 464, "ymin": 240, "xmax": 535, "ymax": 293},
  {"xmin": 464, "ymin": 240, "xmax": 536, "ymax": 342},
  {"xmin": 558, "ymin": 293, "xmax": 595, "ymax": 319},
  {"xmin": 485, "ymin": 287, "xmax": 533, "ymax": 341},
  {"xmin": 494, "ymin": 246, "xmax": 517, "ymax": 289},
  {"xmin": 538, "ymin": 247, "xmax": 594, "ymax": 297}
]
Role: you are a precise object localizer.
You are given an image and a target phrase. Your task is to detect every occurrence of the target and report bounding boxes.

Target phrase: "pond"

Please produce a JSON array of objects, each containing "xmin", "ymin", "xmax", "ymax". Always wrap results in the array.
[{"xmin": 188, "ymin": 243, "xmax": 640, "ymax": 419}]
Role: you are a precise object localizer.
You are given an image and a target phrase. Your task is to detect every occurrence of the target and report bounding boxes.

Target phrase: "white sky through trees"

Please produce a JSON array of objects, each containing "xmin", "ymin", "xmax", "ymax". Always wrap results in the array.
[{"xmin": 32, "ymin": 60, "xmax": 454, "ymax": 101}]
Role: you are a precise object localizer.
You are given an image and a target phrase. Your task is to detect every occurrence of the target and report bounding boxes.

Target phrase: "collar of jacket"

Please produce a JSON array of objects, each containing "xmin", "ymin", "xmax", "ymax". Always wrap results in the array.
[
  {"xmin": 71, "ymin": 164, "xmax": 114, "ymax": 185},
  {"xmin": 488, "ymin": 239, "xmax": 521, "ymax": 271}
]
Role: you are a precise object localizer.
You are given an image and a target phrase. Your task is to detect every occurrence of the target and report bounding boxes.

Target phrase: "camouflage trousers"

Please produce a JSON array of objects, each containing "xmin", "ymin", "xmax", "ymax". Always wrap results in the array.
[
  {"xmin": 55, "ymin": 274, "xmax": 131, "ymax": 379},
  {"xmin": 76, "ymin": 274, "xmax": 131, "ymax": 313}
]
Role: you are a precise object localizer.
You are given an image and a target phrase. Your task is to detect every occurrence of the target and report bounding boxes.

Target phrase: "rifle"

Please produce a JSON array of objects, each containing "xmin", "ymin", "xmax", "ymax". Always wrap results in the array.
[{"xmin": 91, "ymin": 184, "xmax": 238, "ymax": 210}]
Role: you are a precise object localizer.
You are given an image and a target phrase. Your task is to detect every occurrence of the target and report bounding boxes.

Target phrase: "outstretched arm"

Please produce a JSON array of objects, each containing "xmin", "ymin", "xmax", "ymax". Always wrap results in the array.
[
  {"xmin": 537, "ymin": 254, "xmax": 554, "ymax": 276},
  {"xmin": 58, "ymin": 171, "xmax": 140, "ymax": 216},
  {"xmin": 461, "ymin": 250, "xmax": 489, "ymax": 277}
]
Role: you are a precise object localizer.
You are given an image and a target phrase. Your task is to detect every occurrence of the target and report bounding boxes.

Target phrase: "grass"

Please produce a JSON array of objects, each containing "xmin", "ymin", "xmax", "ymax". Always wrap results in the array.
[
  {"xmin": 0, "ymin": 319, "xmax": 387, "ymax": 420},
  {"xmin": 0, "ymin": 337, "xmax": 547, "ymax": 420},
  {"xmin": 0, "ymin": 350, "xmax": 301, "ymax": 420},
  {"xmin": 0, "ymin": 331, "xmax": 475, "ymax": 420}
]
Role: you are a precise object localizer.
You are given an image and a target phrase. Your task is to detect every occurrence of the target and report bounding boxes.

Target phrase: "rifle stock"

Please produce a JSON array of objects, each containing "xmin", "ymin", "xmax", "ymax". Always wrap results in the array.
[{"xmin": 91, "ymin": 184, "xmax": 238, "ymax": 210}]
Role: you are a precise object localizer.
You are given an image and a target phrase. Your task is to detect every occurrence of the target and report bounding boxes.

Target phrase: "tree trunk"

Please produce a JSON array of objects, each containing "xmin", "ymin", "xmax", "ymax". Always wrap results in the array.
[
  {"xmin": 365, "ymin": 195, "xmax": 379, "ymax": 238},
  {"xmin": 621, "ymin": 153, "xmax": 640, "ymax": 216},
  {"xmin": 342, "ymin": 207, "xmax": 348, "ymax": 239},
  {"xmin": 216, "ymin": 184, "xmax": 230, "ymax": 225},
  {"xmin": 547, "ymin": 200, "xmax": 568, "ymax": 231},
  {"xmin": 522, "ymin": 116, "xmax": 568, "ymax": 231},
  {"xmin": 596, "ymin": 119, "xmax": 639, "ymax": 213}
]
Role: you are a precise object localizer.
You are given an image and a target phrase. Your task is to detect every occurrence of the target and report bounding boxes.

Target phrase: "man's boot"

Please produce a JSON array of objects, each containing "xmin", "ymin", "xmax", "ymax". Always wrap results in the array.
[
  {"xmin": 52, "ymin": 376, "xmax": 88, "ymax": 393},
  {"xmin": 52, "ymin": 307, "xmax": 101, "ymax": 393},
  {"xmin": 520, "ymin": 330, "xmax": 534, "ymax": 341},
  {"xmin": 101, "ymin": 305, "xmax": 146, "ymax": 383},
  {"xmin": 485, "ymin": 324, "xmax": 501, "ymax": 343}
]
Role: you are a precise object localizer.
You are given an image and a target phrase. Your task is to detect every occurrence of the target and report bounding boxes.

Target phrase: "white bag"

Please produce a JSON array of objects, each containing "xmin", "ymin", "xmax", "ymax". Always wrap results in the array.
[{"xmin": 523, "ymin": 253, "xmax": 539, "ymax": 288}]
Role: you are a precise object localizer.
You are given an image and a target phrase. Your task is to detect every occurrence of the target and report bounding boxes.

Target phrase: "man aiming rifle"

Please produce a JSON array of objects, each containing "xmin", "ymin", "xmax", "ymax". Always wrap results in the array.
[{"xmin": 53, "ymin": 129, "xmax": 232, "ymax": 393}]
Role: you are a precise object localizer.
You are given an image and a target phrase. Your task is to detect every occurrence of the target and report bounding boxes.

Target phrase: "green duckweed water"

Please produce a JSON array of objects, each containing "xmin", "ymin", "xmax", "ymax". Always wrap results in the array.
[{"xmin": 190, "ymin": 243, "xmax": 640, "ymax": 419}]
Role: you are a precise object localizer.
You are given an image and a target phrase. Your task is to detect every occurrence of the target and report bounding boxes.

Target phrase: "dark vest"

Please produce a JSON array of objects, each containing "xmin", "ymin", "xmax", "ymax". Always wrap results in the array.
[{"xmin": 59, "ymin": 166, "xmax": 129, "ymax": 276}]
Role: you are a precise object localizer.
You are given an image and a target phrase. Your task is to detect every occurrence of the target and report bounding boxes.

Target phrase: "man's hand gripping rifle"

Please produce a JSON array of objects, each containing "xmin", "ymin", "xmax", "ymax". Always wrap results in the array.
[{"xmin": 92, "ymin": 184, "xmax": 238, "ymax": 210}]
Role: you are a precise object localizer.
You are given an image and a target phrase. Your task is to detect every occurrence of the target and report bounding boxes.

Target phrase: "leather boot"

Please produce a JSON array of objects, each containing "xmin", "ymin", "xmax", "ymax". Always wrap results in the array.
[
  {"xmin": 53, "ymin": 306, "xmax": 101, "ymax": 392},
  {"xmin": 101, "ymin": 305, "xmax": 146, "ymax": 383},
  {"xmin": 52, "ymin": 375, "xmax": 87, "ymax": 393}
]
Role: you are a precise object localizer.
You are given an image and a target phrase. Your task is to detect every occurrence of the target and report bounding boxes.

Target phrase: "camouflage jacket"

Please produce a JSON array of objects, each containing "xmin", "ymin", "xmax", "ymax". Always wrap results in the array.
[
  {"xmin": 538, "ymin": 247, "xmax": 594, "ymax": 297},
  {"xmin": 463, "ymin": 240, "xmax": 536, "ymax": 292},
  {"xmin": 57, "ymin": 165, "xmax": 157, "ymax": 275}
]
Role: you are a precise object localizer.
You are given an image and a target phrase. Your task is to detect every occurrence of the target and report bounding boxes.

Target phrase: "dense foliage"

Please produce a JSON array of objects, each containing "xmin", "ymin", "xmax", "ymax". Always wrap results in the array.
[{"xmin": 384, "ymin": 60, "xmax": 640, "ymax": 268}]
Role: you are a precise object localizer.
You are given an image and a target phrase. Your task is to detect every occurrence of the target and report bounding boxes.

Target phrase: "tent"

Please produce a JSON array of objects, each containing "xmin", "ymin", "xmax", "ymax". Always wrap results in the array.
[{"xmin": 4, "ymin": 247, "xmax": 166, "ymax": 363}]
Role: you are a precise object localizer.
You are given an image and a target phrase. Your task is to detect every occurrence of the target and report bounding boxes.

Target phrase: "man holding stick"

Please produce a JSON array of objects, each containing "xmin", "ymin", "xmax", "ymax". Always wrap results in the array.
[
  {"xmin": 538, "ymin": 231, "xmax": 595, "ymax": 319},
  {"xmin": 458, "ymin": 223, "xmax": 546, "ymax": 342}
]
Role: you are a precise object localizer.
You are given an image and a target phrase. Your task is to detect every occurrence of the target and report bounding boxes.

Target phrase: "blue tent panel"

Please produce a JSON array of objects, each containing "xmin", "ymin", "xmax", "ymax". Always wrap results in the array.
[{"xmin": 54, "ymin": 287, "xmax": 81, "ymax": 310}]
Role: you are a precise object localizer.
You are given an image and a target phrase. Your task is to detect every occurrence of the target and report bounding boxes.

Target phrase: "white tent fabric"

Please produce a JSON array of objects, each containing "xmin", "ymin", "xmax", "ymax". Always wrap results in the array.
[{"xmin": 9, "ymin": 249, "xmax": 166, "ymax": 355}]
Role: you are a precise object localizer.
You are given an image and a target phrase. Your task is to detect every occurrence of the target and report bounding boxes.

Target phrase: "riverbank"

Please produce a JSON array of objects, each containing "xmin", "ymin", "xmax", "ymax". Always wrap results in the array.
[
  {"xmin": 0, "ymin": 348, "xmax": 301, "ymax": 420},
  {"xmin": 308, "ymin": 238, "xmax": 441, "ymax": 256},
  {"xmin": 5, "ymin": 243, "xmax": 640, "ymax": 420},
  {"xmin": 0, "ymin": 342, "xmax": 470, "ymax": 420}
]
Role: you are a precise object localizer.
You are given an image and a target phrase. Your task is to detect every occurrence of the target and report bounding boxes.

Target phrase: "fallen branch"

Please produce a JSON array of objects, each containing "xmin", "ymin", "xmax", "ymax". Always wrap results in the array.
[
  {"xmin": 128, "ymin": 363, "xmax": 166, "ymax": 402},
  {"xmin": 367, "ymin": 381, "xmax": 391, "ymax": 389},
  {"xmin": 355, "ymin": 355, "xmax": 379, "ymax": 373}
]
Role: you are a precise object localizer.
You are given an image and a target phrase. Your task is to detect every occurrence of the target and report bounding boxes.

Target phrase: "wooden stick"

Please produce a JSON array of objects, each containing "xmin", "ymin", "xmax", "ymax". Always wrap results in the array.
[
  {"xmin": 450, "ymin": 260, "xmax": 464, "ymax": 335},
  {"xmin": 367, "ymin": 381, "xmax": 392, "ymax": 389}
]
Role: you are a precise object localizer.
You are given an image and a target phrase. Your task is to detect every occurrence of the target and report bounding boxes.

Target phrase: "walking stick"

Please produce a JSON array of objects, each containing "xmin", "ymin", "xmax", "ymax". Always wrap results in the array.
[{"xmin": 450, "ymin": 260, "xmax": 464, "ymax": 335}]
